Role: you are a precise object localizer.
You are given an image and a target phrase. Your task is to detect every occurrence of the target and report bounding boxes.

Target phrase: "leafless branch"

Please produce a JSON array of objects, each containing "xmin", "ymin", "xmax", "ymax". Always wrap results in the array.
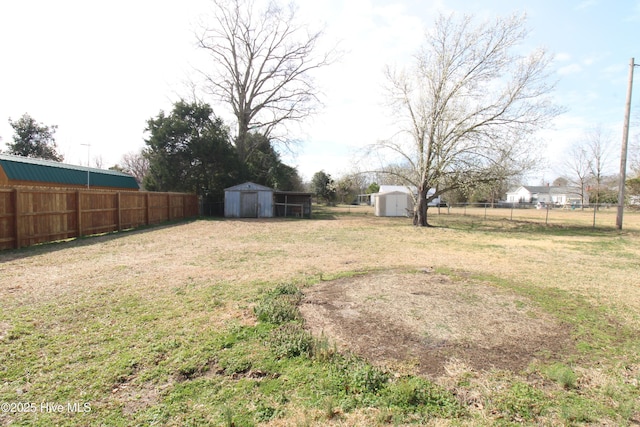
[{"xmin": 196, "ymin": 0, "xmax": 337, "ymax": 161}]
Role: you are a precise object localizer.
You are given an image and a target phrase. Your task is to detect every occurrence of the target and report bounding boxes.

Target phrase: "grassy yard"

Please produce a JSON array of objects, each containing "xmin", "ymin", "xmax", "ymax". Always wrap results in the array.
[{"xmin": 1, "ymin": 207, "xmax": 639, "ymax": 426}]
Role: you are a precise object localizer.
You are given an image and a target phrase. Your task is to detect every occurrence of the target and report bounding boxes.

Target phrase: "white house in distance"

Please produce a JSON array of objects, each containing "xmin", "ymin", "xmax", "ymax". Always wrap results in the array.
[
  {"xmin": 505, "ymin": 185, "xmax": 587, "ymax": 206},
  {"xmin": 372, "ymin": 185, "xmax": 441, "ymax": 217}
]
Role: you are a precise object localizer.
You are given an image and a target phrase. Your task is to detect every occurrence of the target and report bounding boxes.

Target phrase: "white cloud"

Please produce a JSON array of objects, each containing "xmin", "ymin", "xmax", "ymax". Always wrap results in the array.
[
  {"xmin": 558, "ymin": 64, "xmax": 583, "ymax": 76},
  {"xmin": 575, "ymin": 0, "xmax": 597, "ymax": 11}
]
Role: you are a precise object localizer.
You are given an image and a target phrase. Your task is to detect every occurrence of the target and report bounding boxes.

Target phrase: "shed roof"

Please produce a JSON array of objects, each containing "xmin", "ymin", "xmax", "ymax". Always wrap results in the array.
[
  {"xmin": 0, "ymin": 154, "xmax": 139, "ymax": 189},
  {"xmin": 379, "ymin": 185, "xmax": 415, "ymax": 194},
  {"xmin": 224, "ymin": 182, "xmax": 273, "ymax": 192},
  {"xmin": 376, "ymin": 190, "xmax": 411, "ymax": 197}
]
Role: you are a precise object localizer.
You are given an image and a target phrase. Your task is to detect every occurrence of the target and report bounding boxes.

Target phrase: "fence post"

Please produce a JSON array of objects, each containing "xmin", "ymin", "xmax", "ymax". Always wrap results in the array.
[
  {"xmin": 167, "ymin": 194, "xmax": 171, "ymax": 221},
  {"xmin": 144, "ymin": 192, "xmax": 151, "ymax": 225},
  {"xmin": 13, "ymin": 189, "xmax": 21, "ymax": 249},
  {"xmin": 545, "ymin": 204, "xmax": 550, "ymax": 225},
  {"xmin": 116, "ymin": 192, "xmax": 122, "ymax": 231},
  {"xmin": 77, "ymin": 190, "xmax": 83, "ymax": 237}
]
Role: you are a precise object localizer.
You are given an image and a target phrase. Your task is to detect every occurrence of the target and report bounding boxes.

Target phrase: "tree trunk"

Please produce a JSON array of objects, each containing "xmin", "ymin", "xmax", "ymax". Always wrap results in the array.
[
  {"xmin": 236, "ymin": 122, "xmax": 248, "ymax": 164},
  {"xmin": 414, "ymin": 186, "xmax": 430, "ymax": 227}
]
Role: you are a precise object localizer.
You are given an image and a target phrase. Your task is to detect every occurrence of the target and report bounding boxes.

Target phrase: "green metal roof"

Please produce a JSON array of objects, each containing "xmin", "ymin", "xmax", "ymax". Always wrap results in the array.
[{"xmin": 0, "ymin": 154, "xmax": 139, "ymax": 189}]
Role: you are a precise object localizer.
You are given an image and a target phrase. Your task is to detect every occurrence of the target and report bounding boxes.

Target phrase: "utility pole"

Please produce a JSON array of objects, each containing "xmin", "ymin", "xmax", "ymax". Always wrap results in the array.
[{"xmin": 616, "ymin": 58, "xmax": 638, "ymax": 230}]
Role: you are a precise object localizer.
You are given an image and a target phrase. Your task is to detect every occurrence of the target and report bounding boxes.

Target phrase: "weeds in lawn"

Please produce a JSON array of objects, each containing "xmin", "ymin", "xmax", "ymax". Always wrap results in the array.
[
  {"xmin": 269, "ymin": 323, "xmax": 313, "ymax": 358},
  {"xmin": 547, "ymin": 363, "xmax": 578, "ymax": 389},
  {"xmin": 253, "ymin": 283, "xmax": 302, "ymax": 324},
  {"xmin": 494, "ymin": 381, "xmax": 547, "ymax": 422}
]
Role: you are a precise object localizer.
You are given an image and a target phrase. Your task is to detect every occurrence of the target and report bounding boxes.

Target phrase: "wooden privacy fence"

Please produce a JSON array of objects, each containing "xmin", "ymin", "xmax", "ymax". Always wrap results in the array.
[{"xmin": 0, "ymin": 188, "xmax": 198, "ymax": 251}]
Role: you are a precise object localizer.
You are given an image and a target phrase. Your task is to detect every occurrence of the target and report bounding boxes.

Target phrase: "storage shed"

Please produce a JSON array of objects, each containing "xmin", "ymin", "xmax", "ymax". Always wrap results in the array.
[
  {"xmin": 224, "ymin": 182, "xmax": 313, "ymax": 218},
  {"xmin": 0, "ymin": 154, "xmax": 139, "ymax": 190},
  {"xmin": 374, "ymin": 191, "xmax": 413, "ymax": 217},
  {"xmin": 224, "ymin": 182, "xmax": 274, "ymax": 218}
]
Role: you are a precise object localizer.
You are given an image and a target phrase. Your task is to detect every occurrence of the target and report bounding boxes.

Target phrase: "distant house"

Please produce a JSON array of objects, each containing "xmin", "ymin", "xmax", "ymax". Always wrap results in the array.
[
  {"xmin": 505, "ymin": 185, "xmax": 587, "ymax": 206},
  {"xmin": 0, "ymin": 154, "xmax": 139, "ymax": 191}
]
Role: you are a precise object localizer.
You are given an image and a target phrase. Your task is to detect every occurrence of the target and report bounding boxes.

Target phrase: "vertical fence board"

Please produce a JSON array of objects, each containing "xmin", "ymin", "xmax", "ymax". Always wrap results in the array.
[
  {"xmin": 0, "ymin": 189, "xmax": 197, "ymax": 251},
  {"xmin": 0, "ymin": 190, "xmax": 15, "ymax": 250},
  {"xmin": 14, "ymin": 189, "xmax": 21, "ymax": 249},
  {"xmin": 77, "ymin": 191, "xmax": 82, "ymax": 237}
]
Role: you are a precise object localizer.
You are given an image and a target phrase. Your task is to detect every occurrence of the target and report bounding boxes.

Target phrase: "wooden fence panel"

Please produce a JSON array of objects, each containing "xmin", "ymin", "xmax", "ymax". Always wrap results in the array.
[
  {"xmin": 18, "ymin": 189, "xmax": 78, "ymax": 248},
  {"xmin": 148, "ymin": 193, "xmax": 168, "ymax": 224},
  {"xmin": 0, "ymin": 190, "xmax": 15, "ymax": 250},
  {"xmin": 0, "ymin": 188, "xmax": 198, "ymax": 251},
  {"xmin": 119, "ymin": 192, "xmax": 147, "ymax": 230},
  {"xmin": 81, "ymin": 192, "xmax": 117, "ymax": 235}
]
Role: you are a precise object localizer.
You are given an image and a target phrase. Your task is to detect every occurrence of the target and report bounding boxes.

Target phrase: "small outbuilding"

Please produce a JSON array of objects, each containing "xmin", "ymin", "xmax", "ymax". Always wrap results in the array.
[
  {"xmin": 374, "ymin": 191, "xmax": 413, "ymax": 217},
  {"xmin": 224, "ymin": 182, "xmax": 313, "ymax": 218},
  {"xmin": 372, "ymin": 185, "xmax": 442, "ymax": 216},
  {"xmin": 224, "ymin": 182, "xmax": 274, "ymax": 218}
]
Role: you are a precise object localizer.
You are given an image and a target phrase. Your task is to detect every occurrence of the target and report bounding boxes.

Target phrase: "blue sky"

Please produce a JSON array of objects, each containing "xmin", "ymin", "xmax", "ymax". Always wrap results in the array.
[{"xmin": 1, "ymin": 0, "xmax": 638, "ymax": 184}]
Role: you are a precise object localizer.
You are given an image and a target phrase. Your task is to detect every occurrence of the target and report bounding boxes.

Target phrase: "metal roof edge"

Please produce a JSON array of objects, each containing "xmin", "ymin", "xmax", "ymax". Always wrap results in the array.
[{"xmin": 0, "ymin": 153, "xmax": 134, "ymax": 178}]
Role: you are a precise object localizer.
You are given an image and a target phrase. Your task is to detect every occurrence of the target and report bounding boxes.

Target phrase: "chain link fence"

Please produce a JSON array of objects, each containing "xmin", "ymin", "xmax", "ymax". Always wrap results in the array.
[{"xmin": 428, "ymin": 202, "xmax": 639, "ymax": 229}]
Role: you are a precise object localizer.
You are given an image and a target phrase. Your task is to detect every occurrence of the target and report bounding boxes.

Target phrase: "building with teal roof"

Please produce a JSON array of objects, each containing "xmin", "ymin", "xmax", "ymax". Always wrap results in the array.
[{"xmin": 0, "ymin": 154, "xmax": 139, "ymax": 190}]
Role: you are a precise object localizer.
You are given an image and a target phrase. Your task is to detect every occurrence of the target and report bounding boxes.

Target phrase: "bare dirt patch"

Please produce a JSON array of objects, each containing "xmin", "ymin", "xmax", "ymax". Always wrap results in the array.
[{"xmin": 300, "ymin": 270, "xmax": 574, "ymax": 377}]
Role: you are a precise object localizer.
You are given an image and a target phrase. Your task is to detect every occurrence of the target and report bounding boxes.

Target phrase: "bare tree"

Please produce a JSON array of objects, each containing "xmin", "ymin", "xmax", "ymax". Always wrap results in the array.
[
  {"xmin": 196, "ymin": 0, "xmax": 335, "ymax": 163},
  {"xmin": 371, "ymin": 13, "xmax": 560, "ymax": 226},
  {"xmin": 564, "ymin": 143, "xmax": 591, "ymax": 209},
  {"xmin": 585, "ymin": 126, "xmax": 613, "ymax": 226},
  {"xmin": 93, "ymin": 155, "xmax": 104, "ymax": 169},
  {"xmin": 119, "ymin": 150, "xmax": 150, "ymax": 187}
]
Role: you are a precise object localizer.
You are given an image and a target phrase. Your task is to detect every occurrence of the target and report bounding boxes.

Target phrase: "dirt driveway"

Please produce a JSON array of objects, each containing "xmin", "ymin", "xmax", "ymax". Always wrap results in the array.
[{"xmin": 300, "ymin": 270, "xmax": 573, "ymax": 377}]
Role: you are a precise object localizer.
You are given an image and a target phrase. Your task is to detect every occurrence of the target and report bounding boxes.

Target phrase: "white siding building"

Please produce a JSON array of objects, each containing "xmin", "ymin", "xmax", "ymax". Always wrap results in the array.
[{"xmin": 505, "ymin": 185, "xmax": 587, "ymax": 206}]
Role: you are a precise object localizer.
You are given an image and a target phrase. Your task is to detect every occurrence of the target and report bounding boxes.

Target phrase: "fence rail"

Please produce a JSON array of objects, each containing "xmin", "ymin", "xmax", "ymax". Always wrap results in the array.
[{"xmin": 0, "ymin": 188, "xmax": 198, "ymax": 251}]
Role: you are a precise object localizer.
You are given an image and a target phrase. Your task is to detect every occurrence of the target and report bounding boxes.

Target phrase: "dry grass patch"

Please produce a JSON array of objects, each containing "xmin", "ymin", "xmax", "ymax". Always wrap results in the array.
[{"xmin": 300, "ymin": 270, "xmax": 573, "ymax": 377}]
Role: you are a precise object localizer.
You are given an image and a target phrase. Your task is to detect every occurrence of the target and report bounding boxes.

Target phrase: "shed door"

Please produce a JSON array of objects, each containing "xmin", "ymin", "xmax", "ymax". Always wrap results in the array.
[
  {"xmin": 390, "ymin": 194, "xmax": 405, "ymax": 216},
  {"xmin": 240, "ymin": 192, "xmax": 258, "ymax": 217}
]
